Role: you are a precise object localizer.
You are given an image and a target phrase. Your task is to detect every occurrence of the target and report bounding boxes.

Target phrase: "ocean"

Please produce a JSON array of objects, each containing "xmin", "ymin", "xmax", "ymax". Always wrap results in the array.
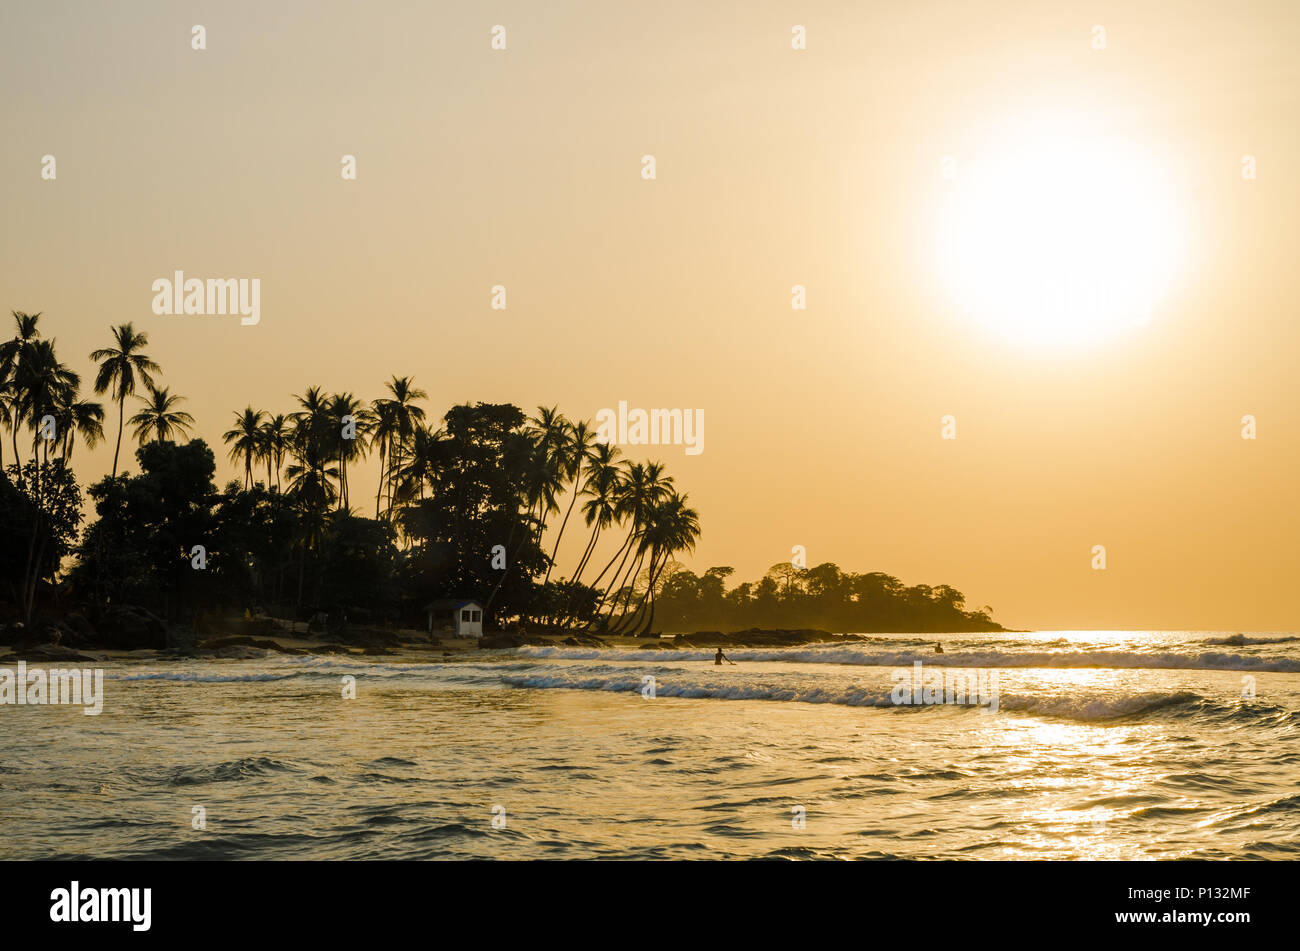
[{"xmin": 2, "ymin": 629, "xmax": 1297, "ymax": 860}]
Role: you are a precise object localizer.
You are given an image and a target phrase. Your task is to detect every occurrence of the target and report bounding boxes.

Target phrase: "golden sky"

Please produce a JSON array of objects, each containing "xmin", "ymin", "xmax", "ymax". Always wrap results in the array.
[{"xmin": 3, "ymin": 1, "xmax": 1299, "ymax": 630}]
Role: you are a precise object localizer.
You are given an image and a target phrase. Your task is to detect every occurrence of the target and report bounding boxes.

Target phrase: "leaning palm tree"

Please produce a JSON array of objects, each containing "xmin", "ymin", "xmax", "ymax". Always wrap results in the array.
[
  {"xmin": 223, "ymin": 406, "xmax": 266, "ymax": 489},
  {"xmin": 620, "ymin": 491, "xmax": 701, "ymax": 636},
  {"xmin": 588, "ymin": 461, "xmax": 673, "ymax": 623},
  {"xmin": 128, "ymin": 384, "xmax": 195, "ymax": 445},
  {"xmin": 571, "ymin": 442, "xmax": 623, "ymax": 587},
  {"xmin": 90, "ymin": 323, "xmax": 160, "ymax": 478},
  {"xmin": 543, "ymin": 418, "xmax": 597, "ymax": 584}
]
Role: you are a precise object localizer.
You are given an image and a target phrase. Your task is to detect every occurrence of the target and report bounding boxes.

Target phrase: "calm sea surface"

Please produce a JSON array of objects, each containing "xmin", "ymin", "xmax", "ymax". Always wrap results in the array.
[{"xmin": 3, "ymin": 629, "xmax": 1297, "ymax": 859}]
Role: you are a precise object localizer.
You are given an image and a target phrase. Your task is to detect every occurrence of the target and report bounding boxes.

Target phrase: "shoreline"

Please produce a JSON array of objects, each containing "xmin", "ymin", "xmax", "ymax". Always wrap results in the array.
[{"xmin": 0, "ymin": 620, "xmax": 1010, "ymax": 665}]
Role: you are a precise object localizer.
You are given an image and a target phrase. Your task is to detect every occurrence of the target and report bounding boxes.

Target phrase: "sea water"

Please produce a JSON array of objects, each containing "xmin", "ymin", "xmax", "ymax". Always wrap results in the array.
[{"xmin": 1, "ymin": 630, "xmax": 1296, "ymax": 859}]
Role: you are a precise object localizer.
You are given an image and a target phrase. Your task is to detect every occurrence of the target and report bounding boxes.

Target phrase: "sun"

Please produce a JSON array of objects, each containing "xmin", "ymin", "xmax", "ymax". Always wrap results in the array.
[{"xmin": 934, "ymin": 118, "xmax": 1184, "ymax": 349}]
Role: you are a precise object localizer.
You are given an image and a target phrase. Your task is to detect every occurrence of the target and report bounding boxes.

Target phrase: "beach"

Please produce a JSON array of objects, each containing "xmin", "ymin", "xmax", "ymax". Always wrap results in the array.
[{"xmin": 3, "ymin": 629, "xmax": 1296, "ymax": 860}]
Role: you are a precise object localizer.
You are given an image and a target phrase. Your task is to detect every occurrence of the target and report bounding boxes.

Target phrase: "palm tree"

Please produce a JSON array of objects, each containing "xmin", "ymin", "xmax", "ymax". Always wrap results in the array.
[
  {"xmin": 6, "ymin": 332, "xmax": 81, "ymax": 624},
  {"xmin": 369, "ymin": 399, "xmax": 397, "ymax": 517},
  {"xmin": 556, "ymin": 441, "xmax": 622, "ymax": 626},
  {"xmin": 619, "ymin": 491, "xmax": 701, "ymax": 635},
  {"xmin": 571, "ymin": 442, "xmax": 622, "ymax": 586},
  {"xmin": 326, "ymin": 392, "xmax": 371, "ymax": 510},
  {"xmin": 290, "ymin": 386, "xmax": 335, "ymax": 507},
  {"xmin": 483, "ymin": 422, "xmax": 566, "ymax": 613},
  {"xmin": 543, "ymin": 418, "xmax": 597, "ymax": 584},
  {"xmin": 284, "ymin": 436, "xmax": 339, "ymax": 511},
  {"xmin": 90, "ymin": 323, "xmax": 160, "ymax": 478},
  {"xmin": 57, "ymin": 398, "xmax": 106, "ymax": 461},
  {"xmin": 259, "ymin": 413, "xmax": 290, "ymax": 491},
  {"xmin": 371, "ymin": 376, "xmax": 427, "ymax": 519},
  {"xmin": 588, "ymin": 461, "xmax": 673, "ymax": 623},
  {"xmin": 395, "ymin": 423, "xmax": 444, "ymax": 504},
  {"xmin": 14, "ymin": 338, "xmax": 80, "ymax": 467},
  {"xmin": 128, "ymin": 384, "xmax": 195, "ymax": 445},
  {"xmin": 1, "ymin": 312, "xmax": 43, "ymax": 471},
  {"xmin": 223, "ymin": 407, "xmax": 266, "ymax": 489}
]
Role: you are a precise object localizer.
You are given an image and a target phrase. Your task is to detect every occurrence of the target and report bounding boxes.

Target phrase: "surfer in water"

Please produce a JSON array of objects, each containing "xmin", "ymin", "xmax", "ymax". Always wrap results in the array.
[
  {"xmin": 715, "ymin": 647, "xmax": 734, "ymax": 666},
  {"xmin": 934, "ymin": 642, "xmax": 944, "ymax": 654}
]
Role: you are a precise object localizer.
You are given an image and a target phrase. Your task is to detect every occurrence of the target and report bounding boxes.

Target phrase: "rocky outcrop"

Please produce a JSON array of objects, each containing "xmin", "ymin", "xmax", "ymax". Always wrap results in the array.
[
  {"xmin": 97, "ymin": 605, "xmax": 168, "ymax": 650},
  {"xmin": 562, "ymin": 634, "xmax": 608, "ymax": 648},
  {"xmin": 3, "ymin": 642, "xmax": 103, "ymax": 663},
  {"xmin": 197, "ymin": 635, "xmax": 308, "ymax": 655},
  {"xmin": 479, "ymin": 633, "xmax": 524, "ymax": 649}
]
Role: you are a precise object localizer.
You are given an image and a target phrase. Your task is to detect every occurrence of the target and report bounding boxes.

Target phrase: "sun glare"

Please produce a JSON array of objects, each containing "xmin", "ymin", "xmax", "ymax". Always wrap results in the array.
[{"xmin": 935, "ymin": 120, "xmax": 1184, "ymax": 349}]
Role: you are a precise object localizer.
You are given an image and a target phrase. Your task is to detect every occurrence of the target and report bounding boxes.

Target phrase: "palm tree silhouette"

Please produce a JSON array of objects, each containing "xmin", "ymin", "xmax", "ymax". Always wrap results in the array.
[
  {"xmin": 259, "ymin": 413, "xmax": 290, "ymax": 492},
  {"xmin": 571, "ymin": 441, "xmax": 622, "ymax": 587},
  {"xmin": 543, "ymin": 418, "xmax": 597, "ymax": 585},
  {"xmin": 0, "ymin": 311, "xmax": 43, "ymax": 471},
  {"xmin": 90, "ymin": 323, "xmax": 160, "ymax": 479},
  {"xmin": 327, "ymin": 391, "xmax": 371, "ymax": 511},
  {"xmin": 56, "ymin": 398, "xmax": 106, "ymax": 461},
  {"xmin": 616, "ymin": 490, "xmax": 701, "ymax": 636},
  {"xmin": 371, "ymin": 376, "xmax": 427, "ymax": 520},
  {"xmin": 590, "ymin": 461, "xmax": 673, "ymax": 624},
  {"xmin": 17, "ymin": 338, "xmax": 81, "ymax": 468},
  {"xmin": 129, "ymin": 383, "xmax": 195, "ymax": 445},
  {"xmin": 223, "ymin": 406, "xmax": 266, "ymax": 489}
]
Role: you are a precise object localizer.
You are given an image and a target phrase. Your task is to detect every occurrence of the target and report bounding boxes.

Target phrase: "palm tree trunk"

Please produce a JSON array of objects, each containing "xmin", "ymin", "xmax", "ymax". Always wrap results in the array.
[
  {"xmin": 623, "ymin": 550, "xmax": 668, "ymax": 636},
  {"xmin": 543, "ymin": 479, "xmax": 581, "ymax": 585},
  {"xmin": 608, "ymin": 549, "xmax": 649, "ymax": 633},
  {"xmin": 572, "ymin": 525, "xmax": 601, "ymax": 585},
  {"xmin": 585, "ymin": 531, "xmax": 636, "ymax": 626},
  {"xmin": 111, "ymin": 394, "xmax": 125, "ymax": 478}
]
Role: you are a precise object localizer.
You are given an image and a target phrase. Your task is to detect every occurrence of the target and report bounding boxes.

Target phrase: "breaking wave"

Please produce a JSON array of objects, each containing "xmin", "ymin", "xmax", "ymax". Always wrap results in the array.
[{"xmin": 517, "ymin": 645, "xmax": 1300, "ymax": 673}]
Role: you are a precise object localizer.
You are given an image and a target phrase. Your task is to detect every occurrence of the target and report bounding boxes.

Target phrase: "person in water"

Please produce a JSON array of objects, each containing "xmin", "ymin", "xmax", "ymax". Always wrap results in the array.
[
  {"xmin": 934, "ymin": 642, "xmax": 944, "ymax": 654},
  {"xmin": 715, "ymin": 647, "xmax": 731, "ymax": 665}
]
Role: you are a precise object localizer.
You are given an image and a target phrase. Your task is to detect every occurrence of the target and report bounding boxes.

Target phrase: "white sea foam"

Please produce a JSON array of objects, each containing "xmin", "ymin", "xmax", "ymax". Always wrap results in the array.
[
  {"xmin": 498, "ymin": 671, "xmax": 1221, "ymax": 722},
  {"xmin": 517, "ymin": 645, "xmax": 1300, "ymax": 673}
]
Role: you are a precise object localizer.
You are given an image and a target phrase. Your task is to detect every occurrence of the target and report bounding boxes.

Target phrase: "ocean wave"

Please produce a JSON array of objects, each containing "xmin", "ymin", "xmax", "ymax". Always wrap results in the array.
[
  {"xmin": 499, "ymin": 672, "xmax": 1265, "ymax": 724},
  {"xmin": 518, "ymin": 645, "xmax": 1300, "ymax": 673},
  {"xmin": 114, "ymin": 671, "xmax": 301, "ymax": 683},
  {"xmin": 1202, "ymin": 634, "xmax": 1300, "ymax": 646},
  {"xmin": 150, "ymin": 756, "xmax": 303, "ymax": 786}
]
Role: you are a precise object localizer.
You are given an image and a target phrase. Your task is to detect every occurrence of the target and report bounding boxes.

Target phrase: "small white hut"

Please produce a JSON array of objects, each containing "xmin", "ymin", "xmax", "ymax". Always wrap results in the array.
[{"xmin": 424, "ymin": 599, "xmax": 484, "ymax": 638}]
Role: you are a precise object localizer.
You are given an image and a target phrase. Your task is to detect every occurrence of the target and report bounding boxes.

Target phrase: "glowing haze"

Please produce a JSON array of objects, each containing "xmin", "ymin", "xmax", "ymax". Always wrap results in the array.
[{"xmin": 2, "ymin": 1, "xmax": 1299, "ymax": 630}]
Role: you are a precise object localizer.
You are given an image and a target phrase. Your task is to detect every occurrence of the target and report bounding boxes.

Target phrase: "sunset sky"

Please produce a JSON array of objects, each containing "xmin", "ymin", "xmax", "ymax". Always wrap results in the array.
[{"xmin": 3, "ymin": 1, "xmax": 1299, "ymax": 631}]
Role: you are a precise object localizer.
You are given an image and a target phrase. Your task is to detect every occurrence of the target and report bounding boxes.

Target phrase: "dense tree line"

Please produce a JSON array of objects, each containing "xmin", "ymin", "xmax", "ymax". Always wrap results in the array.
[
  {"xmin": 0, "ymin": 311, "xmax": 702, "ymax": 637},
  {"xmin": 650, "ymin": 562, "xmax": 1002, "ymax": 633}
]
